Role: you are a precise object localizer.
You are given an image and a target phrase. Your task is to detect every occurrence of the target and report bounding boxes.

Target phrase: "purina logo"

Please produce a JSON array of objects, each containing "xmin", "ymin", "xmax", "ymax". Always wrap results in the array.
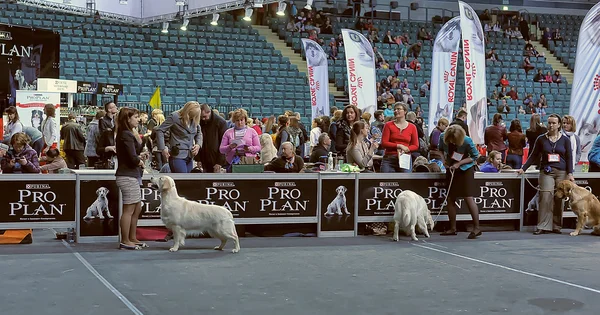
[
  {"xmin": 593, "ymin": 74, "xmax": 600, "ymax": 91},
  {"xmin": 275, "ymin": 182, "xmax": 297, "ymax": 187},
  {"xmin": 0, "ymin": 31, "xmax": 12, "ymax": 40},
  {"xmin": 212, "ymin": 182, "xmax": 235, "ymax": 187},
  {"xmin": 444, "ymin": 71, "xmax": 449, "ymax": 83},
  {"xmin": 26, "ymin": 184, "xmax": 51, "ymax": 189}
]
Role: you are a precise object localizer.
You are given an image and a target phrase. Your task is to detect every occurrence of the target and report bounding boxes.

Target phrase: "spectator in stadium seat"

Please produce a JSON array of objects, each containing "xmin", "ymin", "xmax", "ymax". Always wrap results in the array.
[
  {"xmin": 552, "ymin": 28, "xmax": 564, "ymax": 45},
  {"xmin": 307, "ymin": 29, "xmax": 323, "ymax": 45},
  {"xmin": 408, "ymin": 41, "xmax": 422, "ymax": 59},
  {"xmin": 497, "ymin": 73, "xmax": 510, "ymax": 88},
  {"xmin": 518, "ymin": 106, "xmax": 526, "ymax": 115},
  {"xmin": 552, "ymin": 70, "xmax": 563, "ymax": 84},
  {"xmin": 562, "ymin": 115, "xmax": 581, "ymax": 170},
  {"xmin": 479, "ymin": 150, "xmax": 503, "ymax": 173},
  {"xmin": 522, "ymin": 56, "xmax": 535, "ymax": 74},
  {"xmin": 544, "ymin": 71, "xmax": 553, "ymax": 83},
  {"xmin": 519, "ymin": 16, "xmax": 530, "ymax": 41},
  {"xmin": 518, "ymin": 114, "xmax": 573, "ymax": 235},
  {"xmin": 523, "ymin": 93, "xmax": 534, "ymax": 106},
  {"xmin": 354, "ymin": 17, "xmax": 365, "ymax": 31},
  {"xmin": 506, "ymin": 87, "xmax": 519, "ymax": 100},
  {"xmin": 541, "ymin": 27, "xmax": 552, "ymax": 47},
  {"xmin": 486, "ymin": 48, "xmax": 499, "ymax": 62},
  {"xmin": 450, "ymin": 109, "xmax": 470, "ymax": 137},
  {"xmin": 383, "ymin": 30, "xmax": 395, "ymax": 45},
  {"xmin": 328, "ymin": 39, "xmax": 338, "ymax": 60},
  {"xmin": 419, "ymin": 80, "xmax": 430, "ymax": 97},
  {"xmin": 286, "ymin": 20, "xmax": 299, "ymax": 32},
  {"xmin": 194, "ymin": 104, "xmax": 227, "ymax": 173},
  {"xmin": 438, "ymin": 124, "xmax": 482, "ymax": 239},
  {"xmin": 380, "ymin": 102, "xmax": 419, "ymax": 173},
  {"xmin": 369, "ymin": 30, "xmax": 380, "ymax": 43},
  {"xmin": 538, "ymin": 94, "xmax": 548, "ymax": 107},
  {"xmin": 507, "ymin": 119, "xmax": 526, "ymax": 169},
  {"xmin": 533, "ymin": 69, "xmax": 545, "ymax": 82},
  {"xmin": 156, "ymin": 101, "xmax": 203, "ymax": 173},
  {"xmin": 409, "ymin": 58, "xmax": 421, "ymax": 71},
  {"xmin": 496, "ymin": 99, "xmax": 511, "ymax": 115},
  {"xmin": 373, "ymin": 47, "xmax": 385, "ymax": 66},
  {"xmin": 294, "ymin": 11, "xmax": 306, "ymax": 31},
  {"xmin": 267, "ymin": 142, "xmax": 304, "ymax": 173},
  {"xmin": 417, "ymin": 27, "xmax": 432, "ymax": 41},
  {"xmin": 321, "ymin": 19, "xmax": 333, "ymax": 34},
  {"xmin": 220, "ymin": 108, "xmax": 260, "ymax": 171}
]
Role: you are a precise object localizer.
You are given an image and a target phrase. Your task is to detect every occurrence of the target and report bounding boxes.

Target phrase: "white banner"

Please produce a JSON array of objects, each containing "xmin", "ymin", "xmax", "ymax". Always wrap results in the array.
[
  {"xmin": 15, "ymin": 90, "xmax": 61, "ymax": 148},
  {"xmin": 428, "ymin": 16, "xmax": 461, "ymax": 136},
  {"xmin": 301, "ymin": 39, "xmax": 330, "ymax": 122},
  {"xmin": 569, "ymin": 2, "xmax": 600, "ymax": 162},
  {"xmin": 459, "ymin": 1, "xmax": 487, "ymax": 144},
  {"xmin": 341, "ymin": 29, "xmax": 377, "ymax": 120}
]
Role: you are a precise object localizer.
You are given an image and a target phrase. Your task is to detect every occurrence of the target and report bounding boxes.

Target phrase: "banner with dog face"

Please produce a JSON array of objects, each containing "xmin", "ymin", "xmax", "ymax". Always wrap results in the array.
[
  {"xmin": 428, "ymin": 16, "xmax": 461, "ymax": 137},
  {"xmin": 301, "ymin": 38, "xmax": 330, "ymax": 123},
  {"xmin": 568, "ymin": 1, "xmax": 600, "ymax": 162},
  {"xmin": 459, "ymin": 1, "xmax": 487, "ymax": 144},
  {"xmin": 0, "ymin": 180, "xmax": 75, "ymax": 223},
  {"xmin": 14, "ymin": 90, "xmax": 61, "ymax": 138},
  {"xmin": 358, "ymin": 178, "xmax": 521, "ymax": 216},
  {"xmin": 321, "ymin": 177, "xmax": 356, "ymax": 231},
  {"xmin": 79, "ymin": 180, "xmax": 119, "ymax": 237},
  {"xmin": 139, "ymin": 178, "xmax": 318, "ymax": 219}
]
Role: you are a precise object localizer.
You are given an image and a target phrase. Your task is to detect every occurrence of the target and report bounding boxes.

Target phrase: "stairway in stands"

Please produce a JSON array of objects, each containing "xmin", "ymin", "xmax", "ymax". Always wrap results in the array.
[
  {"xmin": 253, "ymin": 25, "xmax": 349, "ymax": 109},
  {"xmin": 534, "ymin": 40, "xmax": 574, "ymax": 83}
]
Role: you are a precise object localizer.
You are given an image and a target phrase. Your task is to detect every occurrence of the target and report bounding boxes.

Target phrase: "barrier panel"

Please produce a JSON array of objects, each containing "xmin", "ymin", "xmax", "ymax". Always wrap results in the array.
[
  {"xmin": 75, "ymin": 170, "xmax": 120, "ymax": 242},
  {"xmin": 319, "ymin": 173, "xmax": 357, "ymax": 237},
  {"xmin": 0, "ymin": 174, "xmax": 76, "ymax": 230}
]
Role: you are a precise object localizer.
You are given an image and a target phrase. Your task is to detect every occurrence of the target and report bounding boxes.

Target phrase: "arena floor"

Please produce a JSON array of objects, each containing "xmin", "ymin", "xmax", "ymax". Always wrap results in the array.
[{"xmin": 1, "ymin": 229, "xmax": 600, "ymax": 315}]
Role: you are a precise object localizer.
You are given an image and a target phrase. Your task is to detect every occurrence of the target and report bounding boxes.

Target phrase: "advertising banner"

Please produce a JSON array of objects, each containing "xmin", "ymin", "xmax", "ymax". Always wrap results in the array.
[
  {"xmin": 76, "ymin": 81, "xmax": 98, "ymax": 94},
  {"xmin": 139, "ymin": 178, "xmax": 319, "ymax": 220},
  {"xmin": 37, "ymin": 78, "xmax": 77, "ymax": 93},
  {"xmin": 15, "ymin": 91, "xmax": 61, "ymax": 149},
  {"xmin": 0, "ymin": 24, "xmax": 60, "ymax": 113},
  {"xmin": 341, "ymin": 28, "xmax": 377, "ymax": 120},
  {"xmin": 98, "ymin": 83, "xmax": 123, "ymax": 96},
  {"xmin": 321, "ymin": 176, "xmax": 355, "ymax": 231},
  {"xmin": 0, "ymin": 180, "xmax": 75, "ymax": 223},
  {"xmin": 568, "ymin": 2, "xmax": 600, "ymax": 162},
  {"xmin": 458, "ymin": 1, "xmax": 487, "ymax": 144},
  {"xmin": 428, "ymin": 16, "xmax": 461, "ymax": 135},
  {"xmin": 358, "ymin": 177, "xmax": 521, "ymax": 216},
  {"xmin": 301, "ymin": 39, "xmax": 330, "ymax": 122},
  {"xmin": 79, "ymin": 179, "xmax": 119, "ymax": 237}
]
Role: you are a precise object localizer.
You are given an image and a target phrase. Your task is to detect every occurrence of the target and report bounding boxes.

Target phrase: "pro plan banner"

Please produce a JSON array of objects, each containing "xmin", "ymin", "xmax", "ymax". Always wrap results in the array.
[
  {"xmin": 139, "ymin": 178, "xmax": 318, "ymax": 219},
  {"xmin": 568, "ymin": 2, "xmax": 600, "ymax": 162},
  {"xmin": 79, "ymin": 180, "xmax": 119, "ymax": 237},
  {"xmin": 358, "ymin": 178, "xmax": 520, "ymax": 216},
  {"xmin": 428, "ymin": 16, "xmax": 461, "ymax": 135},
  {"xmin": 0, "ymin": 180, "xmax": 76, "ymax": 223},
  {"xmin": 77, "ymin": 81, "xmax": 98, "ymax": 94},
  {"xmin": 341, "ymin": 28, "xmax": 377, "ymax": 120},
  {"xmin": 458, "ymin": 1, "xmax": 487, "ymax": 144},
  {"xmin": 0, "ymin": 24, "xmax": 60, "ymax": 113},
  {"xmin": 15, "ymin": 91, "xmax": 60, "ymax": 140},
  {"xmin": 301, "ymin": 39, "xmax": 330, "ymax": 122},
  {"xmin": 321, "ymin": 176, "xmax": 355, "ymax": 232},
  {"xmin": 98, "ymin": 83, "xmax": 123, "ymax": 96}
]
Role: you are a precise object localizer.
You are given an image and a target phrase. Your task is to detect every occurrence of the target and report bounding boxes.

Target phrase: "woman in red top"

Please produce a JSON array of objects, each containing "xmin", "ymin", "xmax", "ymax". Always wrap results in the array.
[{"xmin": 380, "ymin": 102, "xmax": 419, "ymax": 172}]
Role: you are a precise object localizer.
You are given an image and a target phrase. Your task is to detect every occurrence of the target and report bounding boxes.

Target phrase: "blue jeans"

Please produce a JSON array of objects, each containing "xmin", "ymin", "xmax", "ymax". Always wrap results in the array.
[
  {"xmin": 169, "ymin": 157, "xmax": 193, "ymax": 173},
  {"xmin": 506, "ymin": 153, "xmax": 522, "ymax": 169},
  {"xmin": 381, "ymin": 155, "xmax": 411, "ymax": 173}
]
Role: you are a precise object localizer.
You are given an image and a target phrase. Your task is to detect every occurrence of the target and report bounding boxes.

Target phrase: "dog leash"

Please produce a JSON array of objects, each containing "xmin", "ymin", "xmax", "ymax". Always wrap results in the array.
[{"xmin": 431, "ymin": 168, "xmax": 455, "ymax": 224}]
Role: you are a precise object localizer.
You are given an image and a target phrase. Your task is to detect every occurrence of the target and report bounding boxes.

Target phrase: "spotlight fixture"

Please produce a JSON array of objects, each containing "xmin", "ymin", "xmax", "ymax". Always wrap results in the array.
[
  {"xmin": 276, "ymin": 1, "xmax": 286, "ymax": 16},
  {"xmin": 243, "ymin": 7, "xmax": 253, "ymax": 21},
  {"xmin": 180, "ymin": 18, "xmax": 189, "ymax": 31},
  {"xmin": 211, "ymin": 13, "xmax": 219, "ymax": 26},
  {"xmin": 305, "ymin": 0, "xmax": 313, "ymax": 10},
  {"xmin": 162, "ymin": 22, "xmax": 169, "ymax": 33},
  {"xmin": 175, "ymin": 0, "xmax": 187, "ymax": 6}
]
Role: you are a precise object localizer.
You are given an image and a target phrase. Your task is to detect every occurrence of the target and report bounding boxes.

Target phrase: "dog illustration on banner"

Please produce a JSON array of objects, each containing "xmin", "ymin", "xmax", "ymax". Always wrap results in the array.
[
  {"xmin": 325, "ymin": 186, "xmax": 350, "ymax": 216},
  {"xmin": 525, "ymin": 190, "xmax": 540, "ymax": 212},
  {"xmin": 83, "ymin": 187, "xmax": 113, "ymax": 220}
]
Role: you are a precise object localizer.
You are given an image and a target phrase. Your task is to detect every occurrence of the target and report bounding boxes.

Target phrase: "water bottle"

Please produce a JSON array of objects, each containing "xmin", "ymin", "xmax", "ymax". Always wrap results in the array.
[
  {"xmin": 67, "ymin": 228, "xmax": 75, "ymax": 243},
  {"xmin": 327, "ymin": 152, "xmax": 334, "ymax": 171}
]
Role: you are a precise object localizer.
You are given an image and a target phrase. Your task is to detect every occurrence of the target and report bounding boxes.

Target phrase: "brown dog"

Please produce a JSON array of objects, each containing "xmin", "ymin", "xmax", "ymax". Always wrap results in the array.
[{"xmin": 555, "ymin": 180, "xmax": 600, "ymax": 236}]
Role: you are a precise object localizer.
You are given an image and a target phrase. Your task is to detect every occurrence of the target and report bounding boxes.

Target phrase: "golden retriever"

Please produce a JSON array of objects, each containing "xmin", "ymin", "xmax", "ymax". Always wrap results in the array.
[
  {"xmin": 555, "ymin": 180, "xmax": 600, "ymax": 236},
  {"xmin": 392, "ymin": 190, "xmax": 435, "ymax": 241},
  {"xmin": 150, "ymin": 176, "xmax": 240, "ymax": 253}
]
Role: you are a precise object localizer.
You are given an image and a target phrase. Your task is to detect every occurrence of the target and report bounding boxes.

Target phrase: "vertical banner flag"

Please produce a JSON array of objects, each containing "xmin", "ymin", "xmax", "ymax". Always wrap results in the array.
[
  {"xmin": 341, "ymin": 29, "xmax": 377, "ymax": 120},
  {"xmin": 301, "ymin": 39, "xmax": 330, "ymax": 122},
  {"xmin": 569, "ymin": 2, "xmax": 600, "ymax": 162},
  {"xmin": 15, "ymin": 90, "xmax": 61, "ymax": 149},
  {"xmin": 458, "ymin": 1, "xmax": 487, "ymax": 144},
  {"xmin": 428, "ymin": 16, "xmax": 461, "ymax": 136}
]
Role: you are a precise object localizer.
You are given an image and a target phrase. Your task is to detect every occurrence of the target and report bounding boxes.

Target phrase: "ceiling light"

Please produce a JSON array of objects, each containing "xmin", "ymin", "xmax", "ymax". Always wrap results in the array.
[
  {"xmin": 162, "ymin": 22, "xmax": 169, "ymax": 33},
  {"xmin": 211, "ymin": 13, "xmax": 219, "ymax": 26},
  {"xmin": 243, "ymin": 7, "xmax": 253, "ymax": 21},
  {"xmin": 180, "ymin": 18, "xmax": 189, "ymax": 31},
  {"xmin": 276, "ymin": 1, "xmax": 286, "ymax": 16}
]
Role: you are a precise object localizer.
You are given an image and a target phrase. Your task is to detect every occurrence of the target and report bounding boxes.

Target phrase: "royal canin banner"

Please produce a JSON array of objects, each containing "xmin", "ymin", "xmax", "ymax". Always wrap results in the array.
[
  {"xmin": 301, "ymin": 39, "xmax": 330, "ymax": 122},
  {"xmin": 428, "ymin": 16, "xmax": 461, "ymax": 136},
  {"xmin": 458, "ymin": 1, "xmax": 487, "ymax": 144},
  {"xmin": 341, "ymin": 29, "xmax": 377, "ymax": 120},
  {"xmin": 569, "ymin": 1, "xmax": 600, "ymax": 162}
]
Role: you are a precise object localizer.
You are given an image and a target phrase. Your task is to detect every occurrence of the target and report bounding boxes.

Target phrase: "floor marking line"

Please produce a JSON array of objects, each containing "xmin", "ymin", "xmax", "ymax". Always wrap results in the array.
[
  {"xmin": 413, "ymin": 243, "xmax": 600, "ymax": 294},
  {"xmin": 61, "ymin": 241, "xmax": 144, "ymax": 315},
  {"xmin": 410, "ymin": 253, "xmax": 471, "ymax": 272}
]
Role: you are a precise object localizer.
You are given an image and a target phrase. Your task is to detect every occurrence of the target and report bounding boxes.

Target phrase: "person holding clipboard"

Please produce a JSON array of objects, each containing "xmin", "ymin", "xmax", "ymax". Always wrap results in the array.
[
  {"xmin": 438, "ymin": 125, "xmax": 482, "ymax": 239},
  {"xmin": 380, "ymin": 102, "xmax": 419, "ymax": 173}
]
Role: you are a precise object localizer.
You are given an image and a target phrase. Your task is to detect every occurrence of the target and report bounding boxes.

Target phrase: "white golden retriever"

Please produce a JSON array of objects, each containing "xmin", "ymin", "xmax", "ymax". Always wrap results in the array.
[
  {"xmin": 392, "ymin": 190, "xmax": 434, "ymax": 241},
  {"xmin": 83, "ymin": 187, "xmax": 112, "ymax": 220},
  {"xmin": 150, "ymin": 176, "xmax": 240, "ymax": 253},
  {"xmin": 325, "ymin": 185, "xmax": 349, "ymax": 216}
]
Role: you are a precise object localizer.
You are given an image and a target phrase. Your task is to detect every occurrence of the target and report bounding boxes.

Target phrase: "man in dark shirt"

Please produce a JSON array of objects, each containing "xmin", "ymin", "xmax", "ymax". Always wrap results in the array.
[
  {"xmin": 267, "ymin": 142, "xmax": 304, "ymax": 173},
  {"xmin": 450, "ymin": 109, "xmax": 470, "ymax": 136},
  {"xmin": 195, "ymin": 104, "xmax": 227, "ymax": 173},
  {"xmin": 309, "ymin": 133, "xmax": 331, "ymax": 163},
  {"xmin": 96, "ymin": 102, "xmax": 118, "ymax": 168}
]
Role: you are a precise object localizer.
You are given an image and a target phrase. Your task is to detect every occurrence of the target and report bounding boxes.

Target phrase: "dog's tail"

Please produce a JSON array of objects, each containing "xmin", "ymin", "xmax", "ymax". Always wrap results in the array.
[{"xmin": 395, "ymin": 195, "xmax": 411, "ymax": 223}]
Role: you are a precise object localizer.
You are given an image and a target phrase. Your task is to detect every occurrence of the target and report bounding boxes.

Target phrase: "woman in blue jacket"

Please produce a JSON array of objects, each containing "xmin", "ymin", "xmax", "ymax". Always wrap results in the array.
[{"xmin": 438, "ymin": 124, "xmax": 482, "ymax": 239}]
